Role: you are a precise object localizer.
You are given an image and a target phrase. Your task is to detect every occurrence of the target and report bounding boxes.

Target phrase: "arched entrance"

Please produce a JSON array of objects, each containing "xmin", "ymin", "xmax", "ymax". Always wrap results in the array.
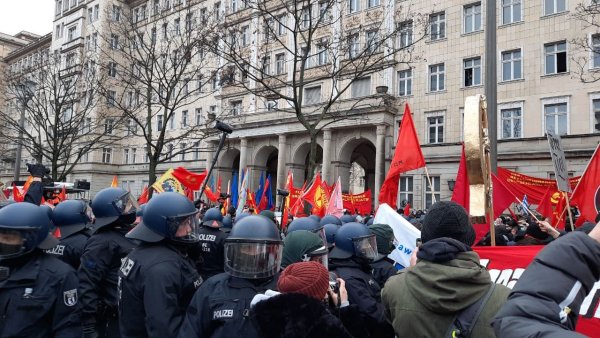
[
  {"xmin": 216, "ymin": 148, "xmax": 240, "ymax": 192},
  {"xmin": 337, "ymin": 138, "xmax": 376, "ymax": 196},
  {"xmin": 253, "ymin": 145, "xmax": 279, "ymax": 209},
  {"xmin": 291, "ymin": 143, "xmax": 323, "ymax": 186}
]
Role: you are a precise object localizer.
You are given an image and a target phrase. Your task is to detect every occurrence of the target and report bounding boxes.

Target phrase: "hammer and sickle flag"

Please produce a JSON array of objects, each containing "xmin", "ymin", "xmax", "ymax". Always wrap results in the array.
[{"xmin": 172, "ymin": 167, "xmax": 207, "ymax": 191}]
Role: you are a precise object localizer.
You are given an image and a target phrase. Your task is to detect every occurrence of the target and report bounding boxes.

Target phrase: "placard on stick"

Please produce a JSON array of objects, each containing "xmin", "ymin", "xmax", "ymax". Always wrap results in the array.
[{"xmin": 546, "ymin": 130, "xmax": 571, "ymax": 193}]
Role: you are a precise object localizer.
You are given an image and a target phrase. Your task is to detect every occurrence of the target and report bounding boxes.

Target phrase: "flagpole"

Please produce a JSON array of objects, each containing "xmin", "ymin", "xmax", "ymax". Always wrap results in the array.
[
  {"xmin": 423, "ymin": 166, "xmax": 436, "ymax": 204},
  {"xmin": 564, "ymin": 194, "xmax": 575, "ymax": 231},
  {"xmin": 514, "ymin": 196, "xmax": 541, "ymax": 223}
]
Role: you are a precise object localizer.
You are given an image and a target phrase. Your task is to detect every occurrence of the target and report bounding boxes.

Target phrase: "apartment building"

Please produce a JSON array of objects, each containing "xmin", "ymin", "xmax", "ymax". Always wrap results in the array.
[{"xmin": 0, "ymin": 0, "xmax": 598, "ymax": 210}]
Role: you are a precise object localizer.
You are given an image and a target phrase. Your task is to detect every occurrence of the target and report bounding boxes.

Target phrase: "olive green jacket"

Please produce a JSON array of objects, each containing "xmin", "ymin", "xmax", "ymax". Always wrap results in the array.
[{"xmin": 381, "ymin": 251, "xmax": 510, "ymax": 337}]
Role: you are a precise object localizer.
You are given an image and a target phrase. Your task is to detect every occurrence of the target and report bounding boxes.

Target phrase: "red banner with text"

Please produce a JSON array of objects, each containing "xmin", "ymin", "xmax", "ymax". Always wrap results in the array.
[
  {"xmin": 474, "ymin": 246, "xmax": 600, "ymax": 336},
  {"xmin": 342, "ymin": 190, "xmax": 372, "ymax": 215}
]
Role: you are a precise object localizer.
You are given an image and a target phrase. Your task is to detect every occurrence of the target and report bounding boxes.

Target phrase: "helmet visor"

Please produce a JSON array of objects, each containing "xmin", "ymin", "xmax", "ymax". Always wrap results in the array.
[
  {"xmin": 166, "ymin": 211, "xmax": 200, "ymax": 243},
  {"xmin": 0, "ymin": 228, "xmax": 34, "ymax": 259},
  {"xmin": 304, "ymin": 245, "xmax": 328, "ymax": 270},
  {"xmin": 312, "ymin": 226, "xmax": 328, "ymax": 249},
  {"xmin": 224, "ymin": 241, "xmax": 283, "ymax": 279},
  {"xmin": 112, "ymin": 192, "xmax": 139, "ymax": 216},
  {"xmin": 352, "ymin": 234, "xmax": 378, "ymax": 261}
]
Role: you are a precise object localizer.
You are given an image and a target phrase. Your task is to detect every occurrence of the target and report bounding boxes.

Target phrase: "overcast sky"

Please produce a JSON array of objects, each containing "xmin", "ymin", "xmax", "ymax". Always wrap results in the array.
[{"xmin": 0, "ymin": 0, "xmax": 55, "ymax": 36}]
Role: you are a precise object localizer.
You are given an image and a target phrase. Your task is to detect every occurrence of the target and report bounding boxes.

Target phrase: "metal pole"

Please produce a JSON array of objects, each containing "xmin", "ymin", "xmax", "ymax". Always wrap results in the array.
[
  {"xmin": 485, "ymin": 0, "xmax": 498, "ymax": 173},
  {"xmin": 13, "ymin": 100, "xmax": 27, "ymax": 182}
]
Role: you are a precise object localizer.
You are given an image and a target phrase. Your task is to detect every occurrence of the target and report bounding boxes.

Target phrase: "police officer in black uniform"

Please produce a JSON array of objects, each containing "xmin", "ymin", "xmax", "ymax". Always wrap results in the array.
[
  {"xmin": 119, "ymin": 192, "xmax": 203, "ymax": 337},
  {"xmin": 0, "ymin": 202, "xmax": 81, "ymax": 337},
  {"xmin": 79, "ymin": 187, "xmax": 138, "ymax": 338},
  {"xmin": 178, "ymin": 215, "xmax": 283, "ymax": 338},
  {"xmin": 46, "ymin": 199, "xmax": 93, "ymax": 269},
  {"xmin": 328, "ymin": 222, "xmax": 394, "ymax": 337},
  {"xmin": 196, "ymin": 207, "xmax": 229, "ymax": 280}
]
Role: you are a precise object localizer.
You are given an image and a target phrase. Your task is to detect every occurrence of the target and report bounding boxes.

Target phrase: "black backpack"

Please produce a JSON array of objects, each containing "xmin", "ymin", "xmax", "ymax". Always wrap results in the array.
[{"xmin": 444, "ymin": 284, "xmax": 497, "ymax": 338}]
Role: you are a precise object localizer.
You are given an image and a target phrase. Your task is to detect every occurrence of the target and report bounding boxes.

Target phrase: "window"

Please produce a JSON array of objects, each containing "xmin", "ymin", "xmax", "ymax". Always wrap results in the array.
[
  {"xmin": 55, "ymin": 25, "xmax": 62, "ymax": 39},
  {"xmin": 231, "ymin": 0, "xmax": 238, "ymax": 12},
  {"xmin": 214, "ymin": 2, "xmax": 221, "ymax": 21},
  {"xmin": 592, "ymin": 34, "xmax": 600, "ymax": 68},
  {"xmin": 262, "ymin": 56, "xmax": 271, "ymax": 75},
  {"xmin": 368, "ymin": 0, "xmax": 380, "ymax": 8},
  {"xmin": 68, "ymin": 26, "xmax": 76, "ymax": 41},
  {"xmin": 349, "ymin": 0, "xmax": 359, "ymax": 13},
  {"xmin": 102, "ymin": 148, "xmax": 112, "ymax": 163},
  {"xmin": 162, "ymin": 23, "xmax": 168, "ymax": 39},
  {"xmin": 319, "ymin": 2, "xmax": 330, "ymax": 22},
  {"xmin": 123, "ymin": 149, "xmax": 130, "ymax": 164},
  {"xmin": 304, "ymin": 86, "xmax": 321, "ymax": 105},
  {"xmin": 500, "ymin": 106, "xmax": 522, "ymax": 138},
  {"xmin": 145, "ymin": 146, "xmax": 150, "ymax": 162},
  {"xmin": 169, "ymin": 112, "xmax": 176, "ymax": 129},
  {"xmin": 544, "ymin": 41, "xmax": 567, "ymax": 75},
  {"xmin": 131, "ymin": 148, "xmax": 137, "ymax": 164},
  {"xmin": 104, "ymin": 118, "xmax": 114, "ymax": 134},
  {"xmin": 430, "ymin": 12, "xmax": 446, "ymax": 40},
  {"xmin": 112, "ymin": 5, "xmax": 121, "ymax": 21},
  {"xmin": 278, "ymin": 15, "xmax": 286, "ymax": 35},
  {"xmin": 181, "ymin": 110, "xmax": 188, "ymax": 127},
  {"xmin": 106, "ymin": 90, "xmax": 116, "ymax": 106},
  {"xmin": 398, "ymin": 69, "xmax": 412, "ymax": 96},
  {"xmin": 81, "ymin": 117, "xmax": 91, "ymax": 134},
  {"xmin": 57, "ymin": 1, "xmax": 63, "ymax": 16},
  {"xmin": 241, "ymin": 26, "xmax": 249, "ymax": 46},
  {"xmin": 108, "ymin": 62, "xmax": 117, "ymax": 77},
  {"xmin": 110, "ymin": 34, "xmax": 119, "ymax": 49},
  {"xmin": 398, "ymin": 21, "xmax": 413, "ymax": 48},
  {"xmin": 351, "ymin": 77, "xmax": 371, "ymax": 98},
  {"xmin": 463, "ymin": 3, "xmax": 482, "ymax": 33},
  {"xmin": 267, "ymin": 100, "xmax": 278, "ymax": 111},
  {"xmin": 544, "ymin": 0, "xmax": 566, "ymax": 16},
  {"xmin": 126, "ymin": 118, "xmax": 137, "ymax": 135},
  {"xmin": 501, "ymin": 49, "xmax": 522, "ymax": 81},
  {"xmin": 66, "ymin": 53, "xmax": 75, "ymax": 67},
  {"xmin": 94, "ymin": 4, "xmax": 99, "ymax": 21},
  {"xmin": 195, "ymin": 108, "xmax": 203, "ymax": 125},
  {"xmin": 424, "ymin": 176, "xmax": 441, "ymax": 209},
  {"xmin": 593, "ymin": 98, "xmax": 600, "ymax": 132},
  {"xmin": 301, "ymin": 7, "xmax": 311, "ymax": 29},
  {"xmin": 427, "ymin": 115, "xmax": 444, "ymax": 144},
  {"xmin": 502, "ymin": 0, "xmax": 521, "ymax": 24},
  {"xmin": 348, "ymin": 33, "xmax": 360, "ymax": 58},
  {"xmin": 231, "ymin": 100, "xmax": 242, "ymax": 115},
  {"xmin": 210, "ymin": 105, "xmax": 217, "ymax": 116},
  {"xmin": 157, "ymin": 114, "xmax": 163, "ymax": 131},
  {"xmin": 151, "ymin": 28, "xmax": 157, "ymax": 44},
  {"xmin": 185, "ymin": 13, "xmax": 192, "ymax": 31},
  {"xmin": 167, "ymin": 144, "xmax": 174, "ymax": 160},
  {"xmin": 87, "ymin": 7, "xmax": 93, "ymax": 23},
  {"xmin": 366, "ymin": 30, "xmax": 379, "ymax": 54},
  {"xmin": 193, "ymin": 142, "xmax": 200, "ymax": 160},
  {"xmin": 544, "ymin": 102, "xmax": 568, "ymax": 135},
  {"xmin": 463, "ymin": 57, "xmax": 482, "ymax": 87},
  {"xmin": 399, "ymin": 176, "xmax": 413, "ymax": 206},
  {"xmin": 275, "ymin": 53, "xmax": 285, "ymax": 74},
  {"xmin": 317, "ymin": 41, "xmax": 328, "ymax": 65},
  {"xmin": 180, "ymin": 144, "xmax": 186, "ymax": 161},
  {"xmin": 429, "ymin": 63, "xmax": 445, "ymax": 92},
  {"xmin": 174, "ymin": 18, "xmax": 180, "ymax": 35}
]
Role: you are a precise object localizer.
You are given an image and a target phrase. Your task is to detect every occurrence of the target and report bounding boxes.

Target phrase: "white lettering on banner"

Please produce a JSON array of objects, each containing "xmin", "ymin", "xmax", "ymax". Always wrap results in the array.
[
  {"xmin": 198, "ymin": 234, "xmax": 217, "ymax": 241},
  {"xmin": 45, "ymin": 245, "xmax": 65, "ymax": 256},
  {"xmin": 373, "ymin": 204, "xmax": 420, "ymax": 268},
  {"xmin": 213, "ymin": 309, "xmax": 233, "ymax": 319}
]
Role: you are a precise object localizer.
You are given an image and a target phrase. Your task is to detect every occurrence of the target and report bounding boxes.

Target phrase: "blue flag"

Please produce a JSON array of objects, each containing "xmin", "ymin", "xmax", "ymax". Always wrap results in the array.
[
  {"xmin": 266, "ymin": 174, "xmax": 273, "ymax": 210},
  {"xmin": 231, "ymin": 171, "xmax": 238, "ymax": 209},
  {"xmin": 255, "ymin": 171, "xmax": 265, "ymax": 205}
]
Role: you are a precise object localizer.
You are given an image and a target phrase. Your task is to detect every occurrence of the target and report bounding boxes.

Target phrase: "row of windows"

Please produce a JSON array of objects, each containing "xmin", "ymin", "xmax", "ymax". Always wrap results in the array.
[
  {"xmin": 99, "ymin": 140, "xmax": 202, "ymax": 165},
  {"xmin": 398, "ymin": 176, "xmax": 441, "ymax": 210}
]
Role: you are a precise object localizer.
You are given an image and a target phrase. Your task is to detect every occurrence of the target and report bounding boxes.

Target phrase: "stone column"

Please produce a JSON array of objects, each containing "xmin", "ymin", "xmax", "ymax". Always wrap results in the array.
[
  {"xmin": 238, "ymin": 138, "xmax": 248, "ymax": 191},
  {"xmin": 374, "ymin": 124, "xmax": 387, "ymax": 208},
  {"xmin": 321, "ymin": 129, "xmax": 332, "ymax": 184},
  {"xmin": 276, "ymin": 134, "xmax": 288, "ymax": 209}
]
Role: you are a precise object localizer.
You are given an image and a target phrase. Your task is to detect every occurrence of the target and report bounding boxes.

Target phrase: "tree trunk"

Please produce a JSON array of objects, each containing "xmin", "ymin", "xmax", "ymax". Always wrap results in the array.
[
  {"xmin": 147, "ymin": 156, "xmax": 157, "ymax": 198},
  {"xmin": 306, "ymin": 131, "xmax": 319, "ymax": 183},
  {"xmin": 52, "ymin": 160, "xmax": 58, "ymax": 181}
]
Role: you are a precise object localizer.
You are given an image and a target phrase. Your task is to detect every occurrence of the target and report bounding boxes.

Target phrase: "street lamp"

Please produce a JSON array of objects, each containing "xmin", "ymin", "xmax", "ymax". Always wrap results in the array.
[{"xmin": 13, "ymin": 80, "xmax": 37, "ymax": 183}]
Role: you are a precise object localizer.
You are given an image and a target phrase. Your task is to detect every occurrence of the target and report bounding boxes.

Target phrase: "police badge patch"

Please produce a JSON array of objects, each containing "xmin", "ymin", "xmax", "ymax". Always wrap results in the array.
[{"xmin": 63, "ymin": 289, "xmax": 77, "ymax": 306}]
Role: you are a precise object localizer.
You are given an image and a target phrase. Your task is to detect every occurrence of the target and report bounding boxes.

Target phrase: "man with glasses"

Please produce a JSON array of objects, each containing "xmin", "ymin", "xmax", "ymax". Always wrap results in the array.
[{"xmin": 79, "ymin": 187, "xmax": 138, "ymax": 338}]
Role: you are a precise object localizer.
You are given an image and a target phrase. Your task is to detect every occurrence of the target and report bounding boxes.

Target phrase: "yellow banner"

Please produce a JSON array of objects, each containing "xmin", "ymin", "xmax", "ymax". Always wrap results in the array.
[{"xmin": 152, "ymin": 168, "xmax": 185, "ymax": 194}]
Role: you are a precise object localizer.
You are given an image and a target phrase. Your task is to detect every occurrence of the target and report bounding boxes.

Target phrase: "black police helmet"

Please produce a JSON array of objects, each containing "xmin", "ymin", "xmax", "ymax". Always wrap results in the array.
[
  {"xmin": 308, "ymin": 214, "xmax": 321, "ymax": 223},
  {"xmin": 0, "ymin": 203, "xmax": 56, "ymax": 259},
  {"xmin": 320, "ymin": 215, "xmax": 342, "ymax": 226},
  {"xmin": 202, "ymin": 207, "xmax": 223, "ymax": 228},
  {"xmin": 222, "ymin": 215, "xmax": 233, "ymax": 229},
  {"xmin": 340, "ymin": 214, "xmax": 356, "ymax": 224},
  {"xmin": 323, "ymin": 223, "xmax": 340, "ymax": 248},
  {"xmin": 329, "ymin": 222, "xmax": 377, "ymax": 261},
  {"xmin": 52, "ymin": 200, "xmax": 91, "ymax": 238},
  {"xmin": 228, "ymin": 215, "xmax": 281, "ymax": 242},
  {"xmin": 234, "ymin": 212, "xmax": 251, "ymax": 224},
  {"xmin": 91, "ymin": 187, "xmax": 138, "ymax": 230},
  {"xmin": 287, "ymin": 217, "xmax": 320, "ymax": 234},
  {"xmin": 127, "ymin": 192, "xmax": 199, "ymax": 243}
]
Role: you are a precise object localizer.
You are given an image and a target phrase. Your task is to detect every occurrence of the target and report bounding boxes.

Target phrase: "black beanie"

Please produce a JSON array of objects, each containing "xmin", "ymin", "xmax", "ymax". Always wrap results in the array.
[{"xmin": 421, "ymin": 201, "xmax": 476, "ymax": 246}]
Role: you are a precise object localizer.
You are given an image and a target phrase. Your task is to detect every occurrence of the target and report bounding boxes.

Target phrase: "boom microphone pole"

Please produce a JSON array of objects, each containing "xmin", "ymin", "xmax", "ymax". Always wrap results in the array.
[{"xmin": 195, "ymin": 120, "xmax": 233, "ymax": 207}]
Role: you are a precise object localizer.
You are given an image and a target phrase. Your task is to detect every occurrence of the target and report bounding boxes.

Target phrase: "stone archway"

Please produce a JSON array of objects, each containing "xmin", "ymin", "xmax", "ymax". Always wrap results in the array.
[
  {"xmin": 336, "ymin": 138, "xmax": 376, "ymax": 196},
  {"xmin": 216, "ymin": 148, "xmax": 240, "ymax": 192},
  {"xmin": 251, "ymin": 145, "xmax": 279, "ymax": 206},
  {"xmin": 291, "ymin": 142, "xmax": 323, "ymax": 186}
]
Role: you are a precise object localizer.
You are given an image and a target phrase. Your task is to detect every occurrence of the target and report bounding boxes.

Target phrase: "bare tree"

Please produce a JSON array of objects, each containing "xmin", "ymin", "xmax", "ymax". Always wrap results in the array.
[
  {"xmin": 571, "ymin": 2, "xmax": 600, "ymax": 82},
  {"xmin": 95, "ymin": 3, "xmax": 222, "ymax": 193},
  {"xmin": 213, "ymin": 0, "xmax": 427, "ymax": 181},
  {"xmin": 0, "ymin": 52, "xmax": 119, "ymax": 181}
]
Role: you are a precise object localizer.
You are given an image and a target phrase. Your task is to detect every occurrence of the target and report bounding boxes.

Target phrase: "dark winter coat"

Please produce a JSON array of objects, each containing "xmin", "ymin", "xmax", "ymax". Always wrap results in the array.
[
  {"xmin": 370, "ymin": 257, "xmax": 397, "ymax": 289},
  {"xmin": 46, "ymin": 228, "xmax": 92, "ymax": 269},
  {"xmin": 382, "ymin": 238, "xmax": 510, "ymax": 337},
  {"xmin": 492, "ymin": 231, "xmax": 600, "ymax": 337},
  {"xmin": 195, "ymin": 226, "xmax": 228, "ymax": 280},
  {"xmin": 251, "ymin": 293, "xmax": 360, "ymax": 338}
]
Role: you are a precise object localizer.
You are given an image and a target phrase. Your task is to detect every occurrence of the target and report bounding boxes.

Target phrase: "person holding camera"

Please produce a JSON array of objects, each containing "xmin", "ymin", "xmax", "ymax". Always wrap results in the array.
[{"xmin": 251, "ymin": 261, "xmax": 370, "ymax": 338}]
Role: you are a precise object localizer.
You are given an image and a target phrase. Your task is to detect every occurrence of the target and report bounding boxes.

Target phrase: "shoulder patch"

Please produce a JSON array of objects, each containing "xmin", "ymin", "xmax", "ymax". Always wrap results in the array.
[
  {"xmin": 63, "ymin": 289, "xmax": 77, "ymax": 307},
  {"xmin": 120, "ymin": 258, "xmax": 135, "ymax": 277}
]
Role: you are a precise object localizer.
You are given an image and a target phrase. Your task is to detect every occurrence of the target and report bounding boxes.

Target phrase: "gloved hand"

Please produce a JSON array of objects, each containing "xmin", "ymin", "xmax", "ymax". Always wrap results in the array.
[
  {"xmin": 26, "ymin": 163, "xmax": 49, "ymax": 178},
  {"xmin": 82, "ymin": 318, "xmax": 98, "ymax": 338}
]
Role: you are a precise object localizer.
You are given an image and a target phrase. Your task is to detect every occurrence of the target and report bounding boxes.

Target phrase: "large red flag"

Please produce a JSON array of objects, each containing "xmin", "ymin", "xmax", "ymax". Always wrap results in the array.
[
  {"xmin": 451, "ymin": 143, "xmax": 470, "ymax": 212},
  {"xmin": 138, "ymin": 185, "xmax": 149, "ymax": 204},
  {"xmin": 536, "ymin": 186, "xmax": 554, "ymax": 219},
  {"xmin": 302, "ymin": 173, "xmax": 328, "ymax": 217},
  {"xmin": 58, "ymin": 186, "xmax": 67, "ymax": 202},
  {"xmin": 172, "ymin": 167, "xmax": 207, "ymax": 190},
  {"xmin": 571, "ymin": 144, "xmax": 600, "ymax": 224},
  {"xmin": 378, "ymin": 104, "xmax": 425, "ymax": 209},
  {"xmin": 12, "ymin": 184, "xmax": 24, "ymax": 202},
  {"xmin": 492, "ymin": 174, "xmax": 518, "ymax": 219}
]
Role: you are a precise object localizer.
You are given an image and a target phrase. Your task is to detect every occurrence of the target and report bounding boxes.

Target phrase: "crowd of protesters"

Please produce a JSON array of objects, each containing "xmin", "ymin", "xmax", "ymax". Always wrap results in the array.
[{"xmin": 0, "ymin": 163, "xmax": 599, "ymax": 337}]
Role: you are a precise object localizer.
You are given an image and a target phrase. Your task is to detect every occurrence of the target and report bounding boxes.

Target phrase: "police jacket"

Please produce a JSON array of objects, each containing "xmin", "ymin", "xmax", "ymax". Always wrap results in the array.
[
  {"xmin": 196, "ymin": 226, "xmax": 228, "ymax": 280},
  {"xmin": 46, "ymin": 229, "xmax": 92, "ymax": 269},
  {"xmin": 118, "ymin": 242, "xmax": 203, "ymax": 338},
  {"xmin": 78, "ymin": 226, "xmax": 136, "ymax": 320},
  {"xmin": 370, "ymin": 256, "xmax": 397, "ymax": 289},
  {"xmin": 0, "ymin": 250, "xmax": 81, "ymax": 337},
  {"xmin": 329, "ymin": 258, "xmax": 394, "ymax": 338},
  {"xmin": 178, "ymin": 273, "xmax": 279, "ymax": 338},
  {"xmin": 493, "ymin": 232, "xmax": 600, "ymax": 337}
]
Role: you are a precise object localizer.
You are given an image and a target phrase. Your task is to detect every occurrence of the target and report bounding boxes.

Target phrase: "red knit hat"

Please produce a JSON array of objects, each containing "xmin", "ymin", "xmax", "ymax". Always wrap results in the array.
[{"xmin": 277, "ymin": 261, "xmax": 329, "ymax": 300}]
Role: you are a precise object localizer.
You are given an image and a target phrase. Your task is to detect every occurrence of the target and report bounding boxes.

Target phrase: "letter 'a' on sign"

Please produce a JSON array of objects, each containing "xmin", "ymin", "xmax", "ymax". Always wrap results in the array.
[{"xmin": 546, "ymin": 129, "xmax": 571, "ymax": 193}]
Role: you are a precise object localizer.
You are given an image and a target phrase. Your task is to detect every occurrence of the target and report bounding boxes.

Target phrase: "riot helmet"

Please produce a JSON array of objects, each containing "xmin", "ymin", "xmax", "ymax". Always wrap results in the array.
[
  {"xmin": 0, "ymin": 203, "xmax": 56, "ymax": 260},
  {"xmin": 329, "ymin": 222, "xmax": 378, "ymax": 262},
  {"xmin": 224, "ymin": 215, "xmax": 283, "ymax": 279},
  {"xmin": 126, "ymin": 192, "xmax": 199, "ymax": 244},
  {"xmin": 52, "ymin": 200, "xmax": 92, "ymax": 238},
  {"xmin": 222, "ymin": 215, "xmax": 233, "ymax": 230},
  {"xmin": 202, "ymin": 207, "xmax": 223, "ymax": 228},
  {"xmin": 308, "ymin": 214, "xmax": 321, "ymax": 223},
  {"xmin": 319, "ymin": 215, "xmax": 342, "ymax": 226},
  {"xmin": 323, "ymin": 223, "xmax": 340, "ymax": 249},
  {"xmin": 340, "ymin": 214, "xmax": 356, "ymax": 224},
  {"xmin": 91, "ymin": 187, "xmax": 138, "ymax": 229},
  {"xmin": 281, "ymin": 230, "xmax": 328, "ymax": 269},
  {"xmin": 287, "ymin": 217, "xmax": 327, "ymax": 248}
]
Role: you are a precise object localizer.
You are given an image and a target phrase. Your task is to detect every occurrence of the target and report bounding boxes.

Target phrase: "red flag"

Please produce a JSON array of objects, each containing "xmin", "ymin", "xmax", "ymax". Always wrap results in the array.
[
  {"xmin": 536, "ymin": 186, "xmax": 554, "ymax": 219},
  {"xmin": 246, "ymin": 189, "xmax": 257, "ymax": 212},
  {"xmin": 571, "ymin": 144, "xmax": 600, "ymax": 224},
  {"xmin": 281, "ymin": 171, "xmax": 293, "ymax": 229},
  {"xmin": 302, "ymin": 173, "xmax": 328, "ymax": 217},
  {"xmin": 111, "ymin": 176, "xmax": 118, "ymax": 187},
  {"xmin": 22, "ymin": 176, "xmax": 33, "ymax": 193},
  {"xmin": 258, "ymin": 176, "xmax": 270, "ymax": 212},
  {"xmin": 403, "ymin": 202, "xmax": 411, "ymax": 216},
  {"xmin": 204, "ymin": 186, "xmax": 219, "ymax": 202},
  {"xmin": 184, "ymin": 187, "xmax": 194, "ymax": 201},
  {"xmin": 138, "ymin": 186, "xmax": 149, "ymax": 204},
  {"xmin": 552, "ymin": 192, "xmax": 567, "ymax": 229},
  {"xmin": 379, "ymin": 104, "xmax": 426, "ymax": 209},
  {"xmin": 451, "ymin": 143, "xmax": 470, "ymax": 212},
  {"xmin": 172, "ymin": 167, "xmax": 207, "ymax": 190},
  {"xmin": 492, "ymin": 173, "xmax": 518, "ymax": 219},
  {"xmin": 58, "ymin": 186, "xmax": 67, "ymax": 201},
  {"xmin": 12, "ymin": 184, "xmax": 24, "ymax": 202},
  {"xmin": 325, "ymin": 177, "xmax": 343, "ymax": 218}
]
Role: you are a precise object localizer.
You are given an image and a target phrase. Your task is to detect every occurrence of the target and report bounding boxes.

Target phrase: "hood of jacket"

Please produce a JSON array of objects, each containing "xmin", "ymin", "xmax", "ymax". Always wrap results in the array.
[{"xmin": 405, "ymin": 238, "xmax": 491, "ymax": 313}]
